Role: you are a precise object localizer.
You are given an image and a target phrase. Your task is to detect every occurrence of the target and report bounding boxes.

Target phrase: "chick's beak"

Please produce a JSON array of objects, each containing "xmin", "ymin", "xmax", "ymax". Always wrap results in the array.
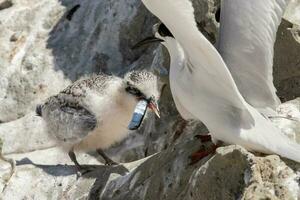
[
  {"xmin": 132, "ymin": 36, "xmax": 163, "ymax": 49},
  {"xmin": 148, "ymin": 100, "xmax": 160, "ymax": 118}
]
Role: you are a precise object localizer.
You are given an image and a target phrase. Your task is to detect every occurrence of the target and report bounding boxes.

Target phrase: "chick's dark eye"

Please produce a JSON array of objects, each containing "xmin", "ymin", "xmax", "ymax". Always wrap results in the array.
[{"xmin": 126, "ymin": 86, "xmax": 142, "ymax": 97}]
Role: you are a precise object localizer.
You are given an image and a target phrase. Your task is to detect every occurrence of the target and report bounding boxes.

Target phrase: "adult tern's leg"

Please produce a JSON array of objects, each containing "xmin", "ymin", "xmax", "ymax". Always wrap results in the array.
[
  {"xmin": 194, "ymin": 134, "xmax": 212, "ymax": 142},
  {"xmin": 173, "ymin": 118, "xmax": 188, "ymax": 142},
  {"xmin": 189, "ymin": 141, "xmax": 222, "ymax": 165}
]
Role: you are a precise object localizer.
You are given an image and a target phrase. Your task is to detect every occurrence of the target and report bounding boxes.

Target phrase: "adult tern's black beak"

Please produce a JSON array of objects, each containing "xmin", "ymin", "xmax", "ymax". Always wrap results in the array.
[
  {"xmin": 132, "ymin": 36, "xmax": 163, "ymax": 49},
  {"xmin": 148, "ymin": 98, "xmax": 160, "ymax": 118}
]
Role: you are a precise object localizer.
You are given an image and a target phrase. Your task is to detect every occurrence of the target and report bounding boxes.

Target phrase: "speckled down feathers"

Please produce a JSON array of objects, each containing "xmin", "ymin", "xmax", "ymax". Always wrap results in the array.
[
  {"xmin": 125, "ymin": 70, "xmax": 160, "ymax": 100},
  {"xmin": 61, "ymin": 73, "xmax": 114, "ymax": 97},
  {"xmin": 39, "ymin": 73, "xmax": 114, "ymax": 143},
  {"xmin": 37, "ymin": 71, "xmax": 160, "ymax": 151},
  {"xmin": 125, "ymin": 70, "xmax": 157, "ymax": 85}
]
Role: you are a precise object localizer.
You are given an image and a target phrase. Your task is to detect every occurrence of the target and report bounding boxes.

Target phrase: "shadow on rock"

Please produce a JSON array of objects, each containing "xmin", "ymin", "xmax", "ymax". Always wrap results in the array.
[
  {"xmin": 16, "ymin": 157, "xmax": 128, "ymax": 178},
  {"xmin": 47, "ymin": 0, "xmax": 158, "ymax": 81}
]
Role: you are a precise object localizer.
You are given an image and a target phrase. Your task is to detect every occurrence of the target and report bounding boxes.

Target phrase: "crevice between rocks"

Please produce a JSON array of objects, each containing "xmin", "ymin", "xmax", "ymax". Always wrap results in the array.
[
  {"xmin": 0, "ymin": 0, "xmax": 12, "ymax": 10},
  {"xmin": 4, "ymin": 145, "xmax": 57, "ymax": 156},
  {"xmin": 66, "ymin": 4, "xmax": 81, "ymax": 21}
]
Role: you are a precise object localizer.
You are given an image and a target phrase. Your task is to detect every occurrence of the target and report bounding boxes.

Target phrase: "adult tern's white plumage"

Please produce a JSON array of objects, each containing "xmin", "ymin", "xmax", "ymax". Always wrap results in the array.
[
  {"xmin": 218, "ymin": 0, "xmax": 287, "ymax": 116},
  {"xmin": 140, "ymin": 0, "xmax": 300, "ymax": 162}
]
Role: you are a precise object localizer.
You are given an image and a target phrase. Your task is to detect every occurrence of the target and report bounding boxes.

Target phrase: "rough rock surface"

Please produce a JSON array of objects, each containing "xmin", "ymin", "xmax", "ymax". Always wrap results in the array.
[{"xmin": 0, "ymin": 0, "xmax": 300, "ymax": 199}]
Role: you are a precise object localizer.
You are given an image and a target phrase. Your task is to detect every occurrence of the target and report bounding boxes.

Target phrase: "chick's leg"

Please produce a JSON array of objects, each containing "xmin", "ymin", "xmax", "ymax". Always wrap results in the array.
[
  {"xmin": 96, "ymin": 149, "xmax": 118, "ymax": 166},
  {"xmin": 68, "ymin": 149, "xmax": 82, "ymax": 169},
  {"xmin": 68, "ymin": 146, "xmax": 93, "ymax": 175}
]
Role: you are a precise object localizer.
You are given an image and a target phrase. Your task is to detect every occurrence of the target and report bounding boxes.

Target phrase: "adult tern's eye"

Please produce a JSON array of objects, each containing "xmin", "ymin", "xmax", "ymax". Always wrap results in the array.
[{"xmin": 158, "ymin": 23, "xmax": 173, "ymax": 37}]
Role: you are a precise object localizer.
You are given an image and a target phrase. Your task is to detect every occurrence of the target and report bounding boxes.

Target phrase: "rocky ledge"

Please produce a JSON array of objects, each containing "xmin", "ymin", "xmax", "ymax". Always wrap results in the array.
[
  {"xmin": 0, "ymin": 99, "xmax": 299, "ymax": 199},
  {"xmin": 0, "ymin": 0, "xmax": 300, "ymax": 199}
]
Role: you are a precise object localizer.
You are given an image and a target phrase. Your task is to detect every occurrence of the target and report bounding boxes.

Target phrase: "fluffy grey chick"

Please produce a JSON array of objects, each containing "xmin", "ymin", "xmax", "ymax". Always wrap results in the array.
[{"xmin": 36, "ymin": 70, "xmax": 160, "ymax": 171}]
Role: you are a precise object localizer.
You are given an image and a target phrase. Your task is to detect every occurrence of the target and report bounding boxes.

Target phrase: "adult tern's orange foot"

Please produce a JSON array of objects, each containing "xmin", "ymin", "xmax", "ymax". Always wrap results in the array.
[
  {"xmin": 189, "ymin": 144, "xmax": 218, "ymax": 165},
  {"xmin": 194, "ymin": 134, "xmax": 212, "ymax": 143}
]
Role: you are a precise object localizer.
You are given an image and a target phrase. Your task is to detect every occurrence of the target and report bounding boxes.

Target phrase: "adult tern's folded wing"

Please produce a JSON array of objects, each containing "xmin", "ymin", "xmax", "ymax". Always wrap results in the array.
[
  {"xmin": 218, "ymin": 0, "xmax": 289, "ymax": 114},
  {"xmin": 142, "ymin": 0, "xmax": 249, "ymax": 111}
]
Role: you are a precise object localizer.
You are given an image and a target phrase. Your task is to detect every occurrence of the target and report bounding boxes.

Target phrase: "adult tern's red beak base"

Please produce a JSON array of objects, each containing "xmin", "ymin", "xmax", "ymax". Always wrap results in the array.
[{"xmin": 148, "ymin": 99, "xmax": 160, "ymax": 118}]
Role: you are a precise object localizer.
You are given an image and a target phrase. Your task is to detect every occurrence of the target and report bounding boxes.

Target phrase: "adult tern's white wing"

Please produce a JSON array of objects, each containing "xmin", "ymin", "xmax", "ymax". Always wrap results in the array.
[
  {"xmin": 141, "ymin": 0, "xmax": 300, "ymax": 163},
  {"xmin": 142, "ymin": 0, "xmax": 249, "ymax": 110},
  {"xmin": 218, "ymin": 0, "xmax": 289, "ymax": 114},
  {"xmin": 172, "ymin": 92, "xmax": 196, "ymax": 120}
]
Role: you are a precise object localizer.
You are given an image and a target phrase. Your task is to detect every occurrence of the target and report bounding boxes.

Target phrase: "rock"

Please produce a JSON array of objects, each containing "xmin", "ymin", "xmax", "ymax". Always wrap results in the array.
[
  {"xmin": 273, "ymin": 98, "xmax": 300, "ymax": 143},
  {"xmin": 191, "ymin": 147, "xmax": 300, "ymax": 200},
  {"xmin": 284, "ymin": 0, "xmax": 300, "ymax": 26},
  {"xmin": 0, "ymin": 147, "xmax": 126, "ymax": 199},
  {"xmin": 274, "ymin": 20, "xmax": 300, "ymax": 102},
  {"xmin": 98, "ymin": 145, "xmax": 300, "ymax": 200},
  {"xmin": 0, "ymin": 113, "xmax": 55, "ymax": 154},
  {"xmin": 284, "ymin": 0, "xmax": 300, "ymax": 44},
  {"xmin": 0, "ymin": 0, "xmax": 300, "ymax": 199},
  {"xmin": 1, "ymin": 98, "xmax": 300, "ymax": 199},
  {"xmin": 0, "ymin": 0, "xmax": 71, "ymax": 122}
]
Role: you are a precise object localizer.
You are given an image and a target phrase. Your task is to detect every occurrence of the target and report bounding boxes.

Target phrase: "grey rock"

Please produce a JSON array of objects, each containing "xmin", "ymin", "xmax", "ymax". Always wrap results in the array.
[
  {"xmin": 274, "ymin": 20, "xmax": 300, "ymax": 102},
  {"xmin": 284, "ymin": 0, "xmax": 300, "ymax": 26},
  {"xmin": 0, "ymin": 0, "xmax": 300, "ymax": 199},
  {"xmin": 0, "ymin": 113, "xmax": 55, "ymax": 154},
  {"xmin": 0, "ymin": 0, "xmax": 71, "ymax": 122},
  {"xmin": 284, "ymin": 0, "xmax": 300, "ymax": 43},
  {"xmin": 98, "ymin": 145, "xmax": 300, "ymax": 200},
  {"xmin": 0, "ymin": 147, "xmax": 115, "ymax": 199}
]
